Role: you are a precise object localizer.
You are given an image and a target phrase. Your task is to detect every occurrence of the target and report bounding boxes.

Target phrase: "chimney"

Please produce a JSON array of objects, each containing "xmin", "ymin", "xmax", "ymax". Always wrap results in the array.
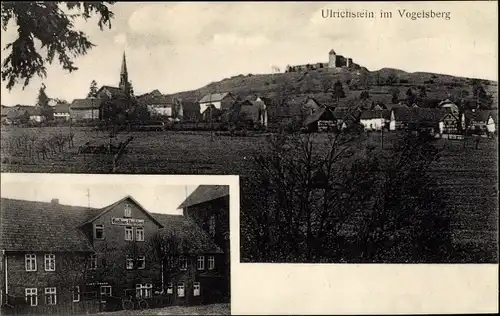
[{"xmin": 51, "ymin": 198, "xmax": 59, "ymax": 205}]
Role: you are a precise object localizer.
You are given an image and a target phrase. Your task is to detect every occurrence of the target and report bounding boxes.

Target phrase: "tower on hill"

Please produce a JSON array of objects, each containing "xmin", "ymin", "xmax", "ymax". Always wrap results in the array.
[{"xmin": 328, "ymin": 49, "xmax": 337, "ymax": 68}]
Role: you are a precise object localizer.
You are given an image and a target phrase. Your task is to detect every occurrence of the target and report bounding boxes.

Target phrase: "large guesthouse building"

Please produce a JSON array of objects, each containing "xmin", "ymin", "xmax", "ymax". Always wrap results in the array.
[{"xmin": 1, "ymin": 188, "xmax": 229, "ymax": 314}]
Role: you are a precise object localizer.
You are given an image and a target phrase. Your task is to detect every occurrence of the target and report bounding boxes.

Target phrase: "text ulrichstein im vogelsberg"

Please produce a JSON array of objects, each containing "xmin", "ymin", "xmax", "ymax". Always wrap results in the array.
[{"xmin": 321, "ymin": 9, "xmax": 452, "ymax": 21}]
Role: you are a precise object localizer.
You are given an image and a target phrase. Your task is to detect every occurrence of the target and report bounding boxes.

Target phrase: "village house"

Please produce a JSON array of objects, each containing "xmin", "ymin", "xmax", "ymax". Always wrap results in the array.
[
  {"xmin": 69, "ymin": 98, "xmax": 105, "ymax": 121},
  {"xmin": 438, "ymin": 112, "xmax": 461, "ymax": 135},
  {"xmin": 333, "ymin": 107, "xmax": 361, "ymax": 130},
  {"xmin": 137, "ymin": 90, "xmax": 182, "ymax": 120},
  {"xmin": 1, "ymin": 195, "xmax": 223, "ymax": 315},
  {"xmin": 198, "ymin": 93, "xmax": 237, "ymax": 115},
  {"xmin": 389, "ymin": 107, "xmax": 447, "ymax": 133},
  {"xmin": 52, "ymin": 103, "xmax": 71, "ymax": 122},
  {"xmin": 303, "ymin": 107, "xmax": 336, "ymax": 132},
  {"xmin": 439, "ymin": 99, "xmax": 460, "ymax": 115},
  {"xmin": 359, "ymin": 110, "xmax": 391, "ymax": 131},
  {"xmin": 178, "ymin": 185, "xmax": 230, "ymax": 303},
  {"xmin": 3, "ymin": 106, "xmax": 29, "ymax": 125},
  {"xmin": 466, "ymin": 110, "xmax": 498, "ymax": 134},
  {"xmin": 26, "ymin": 106, "xmax": 47, "ymax": 123},
  {"xmin": 237, "ymin": 98, "xmax": 269, "ymax": 127}
]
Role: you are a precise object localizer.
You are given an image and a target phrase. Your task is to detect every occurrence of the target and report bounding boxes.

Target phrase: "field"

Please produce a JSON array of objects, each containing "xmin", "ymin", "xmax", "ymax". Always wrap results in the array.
[{"xmin": 1, "ymin": 126, "xmax": 498, "ymax": 262}]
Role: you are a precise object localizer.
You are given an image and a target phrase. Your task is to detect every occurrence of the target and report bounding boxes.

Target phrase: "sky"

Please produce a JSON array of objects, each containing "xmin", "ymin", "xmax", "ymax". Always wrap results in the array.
[
  {"xmin": 0, "ymin": 1, "xmax": 497, "ymax": 106},
  {"xmin": 0, "ymin": 173, "xmax": 202, "ymax": 215}
]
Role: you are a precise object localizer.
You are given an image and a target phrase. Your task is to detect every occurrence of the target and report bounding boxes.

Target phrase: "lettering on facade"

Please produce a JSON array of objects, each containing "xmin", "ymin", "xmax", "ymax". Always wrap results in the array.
[{"xmin": 111, "ymin": 217, "xmax": 144, "ymax": 226}]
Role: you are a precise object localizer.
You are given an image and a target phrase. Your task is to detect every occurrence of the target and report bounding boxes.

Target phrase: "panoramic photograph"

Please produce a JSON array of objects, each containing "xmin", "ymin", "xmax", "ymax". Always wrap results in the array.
[
  {"xmin": 0, "ymin": 1, "xmax": 498, "ymax": 314},
  {"xmin": 0, "ymin": 173, "xmax": 231, "ymax": 315}
]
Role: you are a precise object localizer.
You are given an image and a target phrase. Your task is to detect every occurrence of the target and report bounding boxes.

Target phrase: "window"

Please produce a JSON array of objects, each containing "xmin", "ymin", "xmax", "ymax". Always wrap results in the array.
[
  {"xmin": 73, "ymin": 286, "xmax": 80, "ymax": 302},
  {"xmin": 89, "ymin": 254, "xmax": 97, "ymax": 270},
  {"xmin": 25, "ymin": 254, "xmax": 37, "ymax": 271},
  {"xmin": 45, "ymin": 287, "xmax": 57, "ymax": 305},
  {"xmin": 166, "ymin": 256, "xmax": 174, "ymax": 269},
  {"xmin": 137, "ymin": 256, "xmax": 145, "ymax": 269},
  {"xmin": 177, "ymin": 283, "xmax": 185, "ymax": 298},
  {"xmin": 209, "ymin": 215, "xmax": 216, "ymax": 237},
  {"xmin": 125, "ymin": 226, "xmax": 133, "ymax": 241},
  {"xmin": 94, "ymin": 224, "xmax": 104, "ymax": 240},
  {"xmin": 166, "ymin": 283, "xmax": 173, "ymax": 294},
  {"xmin": 135, "ymin": 227, "xmax": 144, "ymax": 241},
  {"xmin": 179, "ymin": 256, "xmax": 187, "ymax": 271},
  {"xmin": 136, "ymin": 284, "xmax": 152, "ymax": 298},
  {"xmin": 44, "ymin": 254, "xmax": 55, "ymax": 271},
  {"xmin": 193, "ymin": 282, "xmax": 200, "ymax": 296},
  {"xmin": 25, "ymin": 288, "xmax": 37, "ymax": 306},
  {"xmin": 208, "ymin": 256, "xmax": 215, "ymax": 270},
  {"xmin": 124, "ymin": 203, "xmax": 132, "ymax": 218},
  {"xmin": 100, "ymin": 286, "xmax": 112, "ymax": 297},
  {"xmin": 197, "ymin": 256, "xmax": 205, "ymax": 270},
  {"xmin": 126, "ymin": 257, "xmax": 134, "ymax": 270}
]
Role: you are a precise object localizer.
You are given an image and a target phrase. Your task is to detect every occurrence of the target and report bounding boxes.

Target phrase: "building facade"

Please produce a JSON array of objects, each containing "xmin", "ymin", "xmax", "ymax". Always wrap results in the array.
[
  {"xmin": 178, "ymin": 185, "xmax": 230, "ymax": 303},
  {"xmin": 1, "ymin": 194, "xmax": 224, "ymax": 315},
  {"xmin": 198, "ymin": 93, "xmax": 237, "ymax": 114}
]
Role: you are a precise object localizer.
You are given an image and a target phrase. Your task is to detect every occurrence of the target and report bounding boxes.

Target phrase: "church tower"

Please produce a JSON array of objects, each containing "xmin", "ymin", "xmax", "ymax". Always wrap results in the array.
[
  {"xmin": 328, "ymin": 49, "xmax": 337, "ymax": 68},
  {"xmin": 119, "ymin": 52, "xmax": 129, "ymax": 94}
]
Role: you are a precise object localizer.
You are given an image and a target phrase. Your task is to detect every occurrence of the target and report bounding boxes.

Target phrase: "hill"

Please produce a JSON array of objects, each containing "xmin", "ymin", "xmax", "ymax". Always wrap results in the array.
[{"xmin": 165, "ymin": 67, "xmax": 498, "ymax": 108}]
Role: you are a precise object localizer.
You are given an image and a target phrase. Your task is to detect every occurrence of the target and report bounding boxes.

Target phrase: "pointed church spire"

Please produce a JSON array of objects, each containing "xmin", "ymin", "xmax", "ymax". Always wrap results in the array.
[
  {"xmin": 121, "ymin": 52, "xmax": 128, "ymax": 75},
  {"xmin": 119, "ymin": 51, "xmax": 129, "ymax": 93}
]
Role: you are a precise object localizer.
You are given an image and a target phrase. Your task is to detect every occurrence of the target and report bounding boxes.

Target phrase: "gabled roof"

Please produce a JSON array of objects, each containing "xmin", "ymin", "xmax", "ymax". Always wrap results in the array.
[
  {"xmin": 6, "ymin": 107, "xmax": 29, "ymax": 119},
  {"xmin": 0, "ymin": 198, "xmax": 96, "ymax": 252},
  {"xmin": 178, "ymin": 185, "xmax": 229, "ymax": 209},
  {"xmin": 333, "ymin": 107, "xmax": 361, "ymax": 121},
  {"xmin": 360, "ymin": 110, "xmax": 391, "ymax": 120},
  {"xmin": 303, "ymin": 107, "xmax": 335, "ymax": 126},
  {"xmin": 70, "ymin": 98, "xmax": 105, "ymax": 110},
  {"xmin": 53, "ymin": 103, "xmax": 70, "ymax": 113},
  {"xmin": 98, "ymin": 86, "xmax": 127, "ymax": 99},
  {"xmin": 80, "ymin": 195, "xmax": 164, "ymax": 228},
  {"xmin": 391, "ymin": 107, "xmax": 447, "ymax": 122},
  {"xmin": 199, "ymin": 92, "xmax": 233, "ymax": 103},
  {"xmin": 152, "ymin": 213, "xmax": 223, "ymax": 254}
]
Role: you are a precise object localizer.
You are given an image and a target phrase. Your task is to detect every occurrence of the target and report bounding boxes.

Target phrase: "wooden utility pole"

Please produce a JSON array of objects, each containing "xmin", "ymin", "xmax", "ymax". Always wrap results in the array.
[{"xmin": 86, "ymin": 189, "xmax": 90, "ymax": 208}]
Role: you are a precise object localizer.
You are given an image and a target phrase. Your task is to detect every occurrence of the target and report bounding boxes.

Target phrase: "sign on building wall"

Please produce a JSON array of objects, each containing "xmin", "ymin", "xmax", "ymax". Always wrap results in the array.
[{"xmin": 111, "ymin": 218, "xmax": 144, "ymax": 226}]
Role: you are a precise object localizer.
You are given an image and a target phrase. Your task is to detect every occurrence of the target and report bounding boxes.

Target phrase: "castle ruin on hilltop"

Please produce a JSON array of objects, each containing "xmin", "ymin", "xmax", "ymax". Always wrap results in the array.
[{"xmin": 285, "ymin": 49, "xmax": 361, "ymax": 72}]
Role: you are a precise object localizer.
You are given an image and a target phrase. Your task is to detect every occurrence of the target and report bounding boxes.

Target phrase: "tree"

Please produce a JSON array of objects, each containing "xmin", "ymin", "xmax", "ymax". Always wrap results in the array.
[
  {"xmin": 332, "ymin": 80, "xmax": 346, "ymax": 102},
  {"xmin": 1, "ymin": 2, "xmax": 116, "ymax": 90},
  {"xmin": 358, "ymin": 131, "xmax": 453, "ymax": 262},
  {"xmin": 389, "ymin": 87, "xmax": 400, "ymax": 104},
  {"xmin": 406, "ymin": 88, "xmax": 416, "ymax": 105},
  {"xmin": 385, "ymin": 72, "xmax": 398, "ymax": 85},
  {"xmin": 471, "ymin": 79, "xmax": 493, "ymax": 109},
  {"xmin": 36, "ymin": 83, "xmax": 50, "ymax": 107},
  {"xmin": 359, "ymin": 90, "xmax": 370, "ymax": 101},
  {"xmin": 88, "ymin": 80, "xmax": 99, "ymax": 98},
  {"xmin": 36, "ymin": 83, "xmax": 53, "ymax": 120},
  {"xmin": 418, "ymin": 86, "xmax": 427, "ymax": 99},
  {"xmin": 241, "ymin": 121, "xmax": 371, "ymax": 262}
]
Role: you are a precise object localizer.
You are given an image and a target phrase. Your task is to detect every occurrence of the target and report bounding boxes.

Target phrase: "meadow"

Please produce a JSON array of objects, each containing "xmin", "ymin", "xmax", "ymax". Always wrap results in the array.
[{"xmin": 1, "ymin": 126, "xmax": 498, "ymax": 262}]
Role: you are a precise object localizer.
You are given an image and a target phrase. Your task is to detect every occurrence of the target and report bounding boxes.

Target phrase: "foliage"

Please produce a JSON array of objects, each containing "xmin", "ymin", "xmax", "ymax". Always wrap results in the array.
[
  {"xmin": 359, "ymin": 90, "xmax": 370, "ymax": 101},
  {"xmin": 1, "ymin": 1, "xmax": 116, "ymax": 90},
  {"xmin": 389, "ymin": 87, "xmax": 400, "ymax": 104},
  {"xmin": 241, "ymin": 131, "xmax": 367, "ymax": 262},
  {"xmin": 358, "ymin": 131, "xmax": 453, "ymax": 262},
  {"xmin": 241, "ymin": 129, "xmax": 453, "ymax": 263},
  {"xmin": 332, "ymin": 80, "xmax": 345, "ymax": 102},
  {"xmin": 88, "ymin": 80, "xmax": 99, "ymax": 98},
  {"xmin": 471, "ymin": 79, "xmax": 493, "ymax": 109}
]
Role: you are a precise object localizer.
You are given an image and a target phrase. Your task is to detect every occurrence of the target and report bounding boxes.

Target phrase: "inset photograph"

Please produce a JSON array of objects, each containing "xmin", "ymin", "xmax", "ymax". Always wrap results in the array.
[{"xmin": 0, "ymin": 174, "xmax": 230, "ymax": 315}]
